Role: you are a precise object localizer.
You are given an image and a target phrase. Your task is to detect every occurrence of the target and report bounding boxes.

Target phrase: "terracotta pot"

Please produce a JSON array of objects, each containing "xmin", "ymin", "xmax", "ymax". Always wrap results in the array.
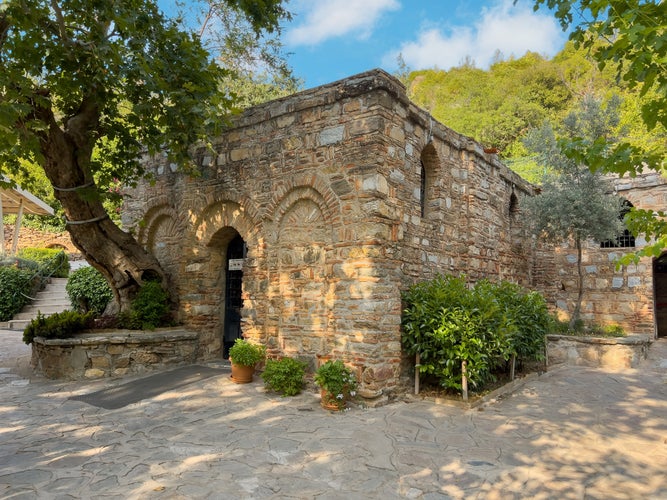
[
  {"xmin": 230, "ymin": 362, "xmax": 255, "ymax": 384},
  {"xmin": 320, "ymin": 389, "xmax": 345, "ymax": 411}
]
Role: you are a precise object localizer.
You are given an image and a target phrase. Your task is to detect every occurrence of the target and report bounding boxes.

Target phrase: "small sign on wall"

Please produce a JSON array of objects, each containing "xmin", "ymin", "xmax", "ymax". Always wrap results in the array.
[{"xmin": 228, "ymin": 259, "xmax": 244, "ymax": 271}]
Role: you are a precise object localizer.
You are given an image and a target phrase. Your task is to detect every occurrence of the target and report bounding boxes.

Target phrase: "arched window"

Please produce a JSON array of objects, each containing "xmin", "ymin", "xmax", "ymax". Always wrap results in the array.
[
  {"xmin": 601, "ymin": 200, "xmax": 636, "ymax": 248},
  {"xmin": 509, "ymin": 191, "xmax": 519, "ymax": 219},
  {"xmin": 419, "ymin": 143, "xmax": 438, "ymax": 219},
  {"xmin": 420, "ymin": 160, "xmax": 426, "ymax": 218}
]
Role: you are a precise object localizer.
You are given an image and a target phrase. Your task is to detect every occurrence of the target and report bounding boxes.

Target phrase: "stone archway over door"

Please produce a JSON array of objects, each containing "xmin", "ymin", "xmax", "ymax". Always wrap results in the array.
[
  {"xmin": 223, "ymin": 233, "xmax": 246, "ymax": 357},
  {"xmin": 653, "ymin": 254, "xmax": 667, "ymax": 337}
]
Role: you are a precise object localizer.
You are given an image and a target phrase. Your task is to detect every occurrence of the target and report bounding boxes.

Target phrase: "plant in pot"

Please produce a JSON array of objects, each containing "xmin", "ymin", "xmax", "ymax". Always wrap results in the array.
[
  {"xmin": 229, "ymin": 338, "xmax": 266, "ymax": 384},
  {"xmin": 314, "ymin": 360, "xmax": 358, "ymax": 411}
]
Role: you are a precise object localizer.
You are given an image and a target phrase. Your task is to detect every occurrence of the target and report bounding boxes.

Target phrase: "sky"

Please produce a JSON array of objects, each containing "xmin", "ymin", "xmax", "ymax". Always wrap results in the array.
[
  {"xmin": 159, "ymin": 0, "xmax": 571, "ymax": 90},
  {"xmin": 281, "ymin": 0, "xmax": 569, "ymax": 88}
]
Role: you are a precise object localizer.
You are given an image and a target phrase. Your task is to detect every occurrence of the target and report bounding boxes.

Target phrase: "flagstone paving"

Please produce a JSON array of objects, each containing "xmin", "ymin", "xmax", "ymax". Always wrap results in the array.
[{"xmin": 1, "ymin": 328, "xmax": 666, "ymax": 499}]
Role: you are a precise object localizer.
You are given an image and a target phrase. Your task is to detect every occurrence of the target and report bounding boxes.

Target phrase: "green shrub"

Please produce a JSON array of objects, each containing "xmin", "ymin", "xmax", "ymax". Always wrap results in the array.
[
  {"xmin": 228, "ymin": 338, "xmax": 266, "ymax": 366},
  {"xmin": 0, "ymin": 266, "xmax": 34, "ymax": 322},
  {"xmin": 23, "ymin": 310, "xmax": 95, "ymax": 344},
  {"xmin": 120, "ymin": 281, "xmax": 171, "ymax": 330},
  {"xmin": 262, "ymin": 357, "xmax": 307, "ymax": 396},
  {"xmin": 18, "ymin": 247, "xmax": 69, "ymax": 278},
  {"xmin": 0, "ymin": 256, "xmax": 39, "ymax": 272},
  {"xmin": 402, "ymin": 275, "xmax": 553, "ymax": 393},
  {"xmin": 66, "ymin": 266, "xmax": 114, "ymax": 315}
]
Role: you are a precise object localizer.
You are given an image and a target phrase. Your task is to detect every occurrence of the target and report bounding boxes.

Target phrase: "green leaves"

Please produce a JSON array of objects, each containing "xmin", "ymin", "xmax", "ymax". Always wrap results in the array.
[{"xmin": 402, "ymin": 276, "xmax": 551, "ymax": 393}]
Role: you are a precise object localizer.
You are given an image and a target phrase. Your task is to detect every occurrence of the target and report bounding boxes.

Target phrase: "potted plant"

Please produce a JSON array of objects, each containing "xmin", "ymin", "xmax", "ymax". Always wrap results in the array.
[
  {"xmin": 314, "ymin": 360, "xmax": 358, "ymax": 411},
  {"xmin": 228, "ymin": 338, "xmax": 266, "ymax": 384}
]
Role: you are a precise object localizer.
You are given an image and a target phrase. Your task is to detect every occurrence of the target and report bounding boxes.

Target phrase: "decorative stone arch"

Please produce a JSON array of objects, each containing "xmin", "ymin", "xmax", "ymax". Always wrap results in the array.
[
  {"xmin": 419, "ymin": 142, "xmax": 440, "ymax": 219},
  {"xmin": 194, "ymin": 200, "xmax": 259, "ymax": 248},
  {"xmin": 188, "ymin": 200, "xmax": 264, "ymax": 356},
  {"xmin": 136, "ymin": 199, "xmax": 185, "ymax": 292},
  {"xmin": 266, "ymin": 175, "xmax": 341, "ymax": 230},
  {"xmin": 265, "ymin": 184, "xmax": 337, "ymax": 362}
]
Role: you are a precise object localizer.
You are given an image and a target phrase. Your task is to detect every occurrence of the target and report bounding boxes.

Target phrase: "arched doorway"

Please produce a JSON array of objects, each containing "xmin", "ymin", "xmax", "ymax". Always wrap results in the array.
[
  {"xmin": 223, "ymin": 233, "xmax": 246, "ymax": 357},
  {"xmin": 653, "ymin": 253, "xmax": 667, "ymax": 337}
]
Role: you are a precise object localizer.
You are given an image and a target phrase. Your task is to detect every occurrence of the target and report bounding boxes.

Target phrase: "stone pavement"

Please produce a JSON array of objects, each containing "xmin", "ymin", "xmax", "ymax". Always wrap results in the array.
[{"xmin": 1, "ymin": 328, "xmax": 667, "ymax": 499}]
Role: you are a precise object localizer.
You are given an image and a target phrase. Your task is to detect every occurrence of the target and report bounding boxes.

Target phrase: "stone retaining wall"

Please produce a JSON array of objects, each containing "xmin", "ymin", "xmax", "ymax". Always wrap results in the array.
[
  {"xmin": 31, "ymin": 329, "xmax": 199, "ymax": 380},
  {"xmin": 546, "ymin": 334, "xmax": 652, "ymax": 369}
]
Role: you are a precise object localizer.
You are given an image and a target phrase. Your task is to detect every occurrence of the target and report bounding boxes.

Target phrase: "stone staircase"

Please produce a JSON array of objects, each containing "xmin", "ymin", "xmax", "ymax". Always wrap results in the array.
[{"xmin": 5, "ymin": 278, "xmax": 71, "ymax": 331}]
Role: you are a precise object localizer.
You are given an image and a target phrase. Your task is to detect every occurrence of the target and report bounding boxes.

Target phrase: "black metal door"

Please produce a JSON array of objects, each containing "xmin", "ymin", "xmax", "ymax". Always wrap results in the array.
[{"xmin": 223, "ymin": 234, "xmax": 246, "ymax": 358}]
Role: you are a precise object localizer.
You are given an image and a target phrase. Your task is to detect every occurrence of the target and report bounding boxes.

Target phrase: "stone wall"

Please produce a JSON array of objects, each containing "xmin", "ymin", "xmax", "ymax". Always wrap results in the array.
[
  {"xmin": 547, "ymin": 334, "xmax": 652, "ymax": 369},
  {"xmin": 536, "ymin": 172, "xmax": 666, "ymax": 336},
  {"xmin": 123, "ymin": 69, "xmax": 534, "ymax": 396},
  {"xmin": 31, "ymin": 329, "xmax": 199, "ymax": 380}
]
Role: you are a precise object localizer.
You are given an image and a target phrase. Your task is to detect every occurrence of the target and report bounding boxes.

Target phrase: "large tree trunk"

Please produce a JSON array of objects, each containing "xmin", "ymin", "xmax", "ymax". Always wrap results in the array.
[{"xmin": 36, "ymin": 97, "xmax": 169, "ymax": 314}]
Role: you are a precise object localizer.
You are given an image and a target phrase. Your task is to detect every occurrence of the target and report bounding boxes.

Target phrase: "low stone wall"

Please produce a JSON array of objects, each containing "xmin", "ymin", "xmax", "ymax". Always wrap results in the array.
[
  {"xmin": 31, "ymin": 328, "xmax": 199, "ymax": 379},
  {"xmin": 546, "ymin": 334, "xmax": 652, "ymax": 369}
]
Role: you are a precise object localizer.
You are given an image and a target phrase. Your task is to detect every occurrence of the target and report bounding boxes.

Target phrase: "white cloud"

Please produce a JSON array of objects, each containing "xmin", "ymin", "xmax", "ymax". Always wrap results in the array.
[
  {"xmin": 384, "ymin": 0, "xmax": 564, "ymax": 70},
  {"xmin": 286, "ymin": 0, "xmax": 400, "ymax": 46}
]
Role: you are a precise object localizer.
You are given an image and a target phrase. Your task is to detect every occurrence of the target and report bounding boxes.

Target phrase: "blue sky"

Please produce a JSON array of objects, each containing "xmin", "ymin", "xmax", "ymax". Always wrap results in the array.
[
  {"xmin": 282, "ymin": 0, "xmax": 569, "ymax": 88},
  {"xmin": 161, "ymin": 0, "xmax": 570, "ymax": 90}
]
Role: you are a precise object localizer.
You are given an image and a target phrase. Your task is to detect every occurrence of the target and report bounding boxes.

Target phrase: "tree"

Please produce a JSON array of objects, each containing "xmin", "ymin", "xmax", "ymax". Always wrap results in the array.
[
  {"xmin": 531, "ymin": 0, "xmax": 667, "ymax": 262},
  {"xmin": 0, "ymin": 0, "xmax": 289, "ymax": 312},
  {"xmin": 194, "ymin": 0, "xmax": 301, "ymax": 107},
  {"xmin": 523, "ymin": 94, "xmax": 625, "ymax": 328}
]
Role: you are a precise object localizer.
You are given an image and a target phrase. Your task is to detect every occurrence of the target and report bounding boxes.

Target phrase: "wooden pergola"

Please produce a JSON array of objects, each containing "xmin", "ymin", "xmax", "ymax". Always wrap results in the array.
[{"xmin": 1, "ymin": 176, "xmax": 54, "ymax": 256}]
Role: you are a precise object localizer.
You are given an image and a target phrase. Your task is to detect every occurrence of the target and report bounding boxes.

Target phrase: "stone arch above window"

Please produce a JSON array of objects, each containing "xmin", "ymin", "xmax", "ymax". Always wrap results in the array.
[
  {"xmin": 601, "ymin": 199, "xmax": 636, "ymax": 248},
  {"xmin": 420, "ymin": 142, "xmax": 439, "ymax": 219}
]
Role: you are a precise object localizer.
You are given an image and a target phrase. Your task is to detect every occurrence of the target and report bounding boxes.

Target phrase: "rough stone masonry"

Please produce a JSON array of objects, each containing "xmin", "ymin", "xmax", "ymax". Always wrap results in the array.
[{"xmin": 124, "ymin": 69, "xmax": 663, "ymax": 398}]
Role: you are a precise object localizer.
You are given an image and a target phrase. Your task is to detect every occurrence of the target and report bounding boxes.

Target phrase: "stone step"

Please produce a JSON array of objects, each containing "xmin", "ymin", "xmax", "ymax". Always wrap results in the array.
[
  {"xmin": 9, "ymin": 277, "xmax": 73, "ymax": 330},
  {"xmin": 14, "ymin": 306, "xmax": 73, "ymax": 320}
]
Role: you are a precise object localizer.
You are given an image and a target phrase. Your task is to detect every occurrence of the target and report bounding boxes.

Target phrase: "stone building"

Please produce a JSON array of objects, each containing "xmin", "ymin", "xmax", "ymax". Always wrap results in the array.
[
  {"xmin": 536, "ymin": 172, "xmax": 667, "ymax": 338},
  {"xmin": 123, "ymin": 69, "xmax": 535, "ymax": 396}
]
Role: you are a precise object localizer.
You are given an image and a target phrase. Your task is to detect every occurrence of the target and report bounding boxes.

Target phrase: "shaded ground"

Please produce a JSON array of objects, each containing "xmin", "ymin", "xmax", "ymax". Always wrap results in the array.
[{"xmin": 1, "ymin": 329, "xmax": 666, "ymax": 499}]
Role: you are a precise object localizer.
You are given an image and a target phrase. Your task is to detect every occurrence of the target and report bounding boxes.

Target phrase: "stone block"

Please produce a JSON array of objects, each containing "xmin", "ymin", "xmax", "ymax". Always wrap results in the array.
[{"xmin": 84, "ymin": 368, "xmax": 105, "ymax": 379}]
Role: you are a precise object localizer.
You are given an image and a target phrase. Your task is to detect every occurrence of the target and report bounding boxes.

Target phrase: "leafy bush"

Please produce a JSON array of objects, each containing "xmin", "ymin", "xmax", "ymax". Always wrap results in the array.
[
  {"xmin": 119, "ymin": 281, "xmax": 172, "ymax": 330},
  {"xmin": 66, "ymin": 266, "xmax": 114, "ymax": 315},
  {"xmin": 228, "ymin": 338, "xmax": 266, "ymax": 366},
  {"xmin": 0, "ymin": 256, "xmax": 39, "ymax": 272},
  {"xmin": 23, "ymin": 310, "xmax": 95, "ymax": 344},
  {"xmin": 18, "ymin": 247, "xmax": 69, "ymax": 278},
  {"xmin": 0, "ymin": 266, "xmax": 35, "ymax": 322},
  {"xmin": 402, "ymin": 275, "xmax": 553, "ymax": 393},
  {"xmin": 262, "ymin": 357, "xmax": 307, "ymax": 396}
]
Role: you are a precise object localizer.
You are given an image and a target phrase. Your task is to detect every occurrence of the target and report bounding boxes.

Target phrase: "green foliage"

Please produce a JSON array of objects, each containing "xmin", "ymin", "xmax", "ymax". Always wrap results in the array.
[
  {"xmin": 523, "ymin": 95, "xmax": 627, "ymax": 326},
  {"xmin": 314, "ymin": 360, "xmax": 358, "ymax": 410},
  {"xmin": 66, "ymin": 266, "xmax": 114, "ymax": 315},
  {"xmin": 228, "ymin": 338, "xmax": 266, "ymax": 367},
  {"xmin": 23, "ymin": 310, "xmax": 94, "ymax": 345},
  {"xmin": 408, "ymin": 51, "xmax": 571, "ymax": 155},
  {"xmin": 261, "ymin": 357, "xmax": 307, "ymax": 396},
  {"xmin": 533, "ymin": 0, "xmax": 667, "ymax": 131},
  {"xmin": 120, "ymin": 281, "xmax": 172, "ymax": 330},
  {"xmin": 0, "ymin": 266, "xmax": 34, "ymax": 322},
  {"xmin": 18, "ymin": 248, "xmax": 69, "ymax": 278},
  {"xmin": 553, "ymin": 318, "xmax": 626, "ymax": 338},
  {"xmin": 532, "ymin": 0, "xmax": 667, "ymax": 260},
  {"xmin": 401, "ymin": 275, "xmax": 552, "ymax": 393}
]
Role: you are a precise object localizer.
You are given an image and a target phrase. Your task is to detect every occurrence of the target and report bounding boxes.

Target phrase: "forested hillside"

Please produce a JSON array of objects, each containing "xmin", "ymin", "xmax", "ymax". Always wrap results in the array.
[{"xmin": 406, "ymin": 42, "xmax": 666, "ymax": 183}]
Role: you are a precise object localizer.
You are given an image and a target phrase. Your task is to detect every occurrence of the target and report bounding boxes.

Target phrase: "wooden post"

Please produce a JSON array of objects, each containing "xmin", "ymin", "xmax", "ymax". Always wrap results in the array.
[
  {"xmin": 510, "ymin": 354, "xmax": 516, "ymax": 381},
  {"xmin": 414, "ymin": 353, "xmax": 420, "ymax": 395},
  {"xmin": 461, "ymin": 360, "xmax": 468, "ymax": 401},
  {"xmin": 11, "ymin": 198, "xmax": 23, "ymax": 256}
]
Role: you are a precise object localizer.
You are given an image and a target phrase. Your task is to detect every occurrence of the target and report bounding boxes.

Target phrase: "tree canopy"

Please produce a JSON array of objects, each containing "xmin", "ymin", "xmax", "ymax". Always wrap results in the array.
[{"xmin": 0, "ymin": 0, "xmax": 290, "ymax": 312}]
